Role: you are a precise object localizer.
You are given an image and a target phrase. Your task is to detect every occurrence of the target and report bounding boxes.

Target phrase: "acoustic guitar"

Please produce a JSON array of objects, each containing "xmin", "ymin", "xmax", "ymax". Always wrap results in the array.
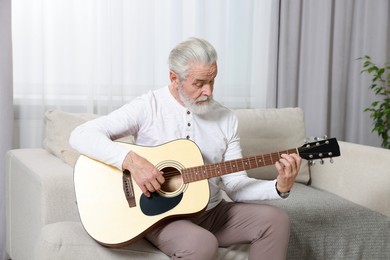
[{"xmin": 74, "ymin": 138, "xmax": 340, "ymax": 248}]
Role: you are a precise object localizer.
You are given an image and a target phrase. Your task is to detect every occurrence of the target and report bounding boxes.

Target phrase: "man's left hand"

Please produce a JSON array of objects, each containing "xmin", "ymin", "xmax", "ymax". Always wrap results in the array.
[{"xmin": 275, "ymin": 153, "xmax": 302, "ymax": 193}]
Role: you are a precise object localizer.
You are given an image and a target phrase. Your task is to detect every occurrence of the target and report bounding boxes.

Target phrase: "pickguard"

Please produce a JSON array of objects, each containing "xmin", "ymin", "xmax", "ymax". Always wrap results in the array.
[{"xmin": 140, "ymin": 192, "xmax": 183, "ymax": 216}]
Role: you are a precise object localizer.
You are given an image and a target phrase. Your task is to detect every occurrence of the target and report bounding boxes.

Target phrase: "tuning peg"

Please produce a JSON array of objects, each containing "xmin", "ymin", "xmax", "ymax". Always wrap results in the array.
[
  {"xmin": 309, "ymin": 160, "xmax": 316, "ymax": 166},
  {"xmin": 330, "ymin": 157, "xmax": 334, "ymax": 164},
  {"xmin": 313, "ymin": 135, "xmax": 329, "ymax": 141},
  {"xmin": 320, "ymin": 159, "xmax": 324, "ymax": 165}
]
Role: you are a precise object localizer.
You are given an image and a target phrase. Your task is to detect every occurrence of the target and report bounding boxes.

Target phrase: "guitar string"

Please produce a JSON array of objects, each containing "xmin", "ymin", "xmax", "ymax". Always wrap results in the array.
[
  {"xmin": 154, "ymin": 142, "xmax": 331, "ymax": 180},
  {"xmin": 159, "ymin": 153, "xmax": 289, "ymax": 179}
]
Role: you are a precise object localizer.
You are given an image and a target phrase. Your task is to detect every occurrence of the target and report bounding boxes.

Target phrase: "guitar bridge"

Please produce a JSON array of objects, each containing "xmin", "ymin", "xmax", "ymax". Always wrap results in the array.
[{"xmin": 123, "ymin": 169, "xmax": 136, "ymax": 207}]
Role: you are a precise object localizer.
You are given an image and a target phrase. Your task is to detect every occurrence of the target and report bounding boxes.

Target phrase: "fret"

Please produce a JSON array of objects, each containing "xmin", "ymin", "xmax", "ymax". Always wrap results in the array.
[
  {"xmin": 254, "ymin": 155, "xmax": 259, "ymax": 168},
  {"xmin": 215, "ymin": 163, "xmax": 222, "ymax": 176},
  {"xmin": 235, "ymin": 159, "xmax": 243, "ymax": 172},
  {"xmin": 250, "ymin": 157, "xmax": 257, "ymax": 168},
  {"xmin": 226, "ymin": 160, "xmax": 231, "ymax": 173},
  {"xmin": 241, "ymin": 158, "xmax": 247, "ymax": 170},
  {"xmin": 271, "ymin": 152, "xmax": 279, "ymax": 163},
  {"xmin": 202, "ymin": 165, "xmax": 208, "ymax": 180},
  {"xmin": 256, "ymin": 155, "xmax": 264, "ymax": 167},
  {"xmin": 207, "ymin": 164, "xmax": 214, "ymax": 179},
  {"xmin": 221, "ymin": 161, "xmax": 228, "ymax": 176},
  {"xmin": 263, "ymin": 153, "xmax": 272, "ymax": 166},
  {"xmin": 201, "ymin": 165, "xmax": 208, "ymax": 180},
  {"xmin": 182, "ymin": 168, "xmax": 189, "ymax": 183}
]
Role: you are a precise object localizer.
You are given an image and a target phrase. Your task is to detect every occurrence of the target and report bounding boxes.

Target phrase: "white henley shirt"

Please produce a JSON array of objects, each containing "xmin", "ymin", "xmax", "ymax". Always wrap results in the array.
[{"xmin": 70, "ymin": 86, "xmax": 280, "ymax": 210}]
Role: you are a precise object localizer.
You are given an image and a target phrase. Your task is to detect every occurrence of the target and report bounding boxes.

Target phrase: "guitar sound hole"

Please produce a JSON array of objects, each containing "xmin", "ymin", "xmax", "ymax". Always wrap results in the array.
[{"xmin": 160, "ymin": 167, "xmax": 183, "ymax": 193}]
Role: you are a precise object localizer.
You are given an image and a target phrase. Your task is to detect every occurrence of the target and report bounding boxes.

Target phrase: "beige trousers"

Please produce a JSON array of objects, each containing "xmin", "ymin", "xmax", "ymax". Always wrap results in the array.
[{"xmin": 146, "ymin": 200, "xmax": 290, "ymax": 260}]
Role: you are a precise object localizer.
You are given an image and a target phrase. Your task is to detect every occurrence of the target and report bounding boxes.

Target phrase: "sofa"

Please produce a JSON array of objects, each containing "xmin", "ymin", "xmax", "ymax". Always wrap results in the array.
[{"xmin": 6, "ymin": 107, "xmax": 390, "ymax": 260}]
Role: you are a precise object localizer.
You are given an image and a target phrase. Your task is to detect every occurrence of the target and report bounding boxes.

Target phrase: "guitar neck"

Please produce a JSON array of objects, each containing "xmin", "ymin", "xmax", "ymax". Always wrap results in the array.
[{"xmin": 181, "ymin": 148, "xmax": 297, "ymax": 183}]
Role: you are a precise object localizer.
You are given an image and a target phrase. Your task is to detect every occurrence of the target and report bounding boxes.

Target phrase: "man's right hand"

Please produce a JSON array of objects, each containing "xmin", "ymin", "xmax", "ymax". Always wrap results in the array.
[{"xmin": 122, "ymin": 151, "xmax": 165, "ymax": 197}]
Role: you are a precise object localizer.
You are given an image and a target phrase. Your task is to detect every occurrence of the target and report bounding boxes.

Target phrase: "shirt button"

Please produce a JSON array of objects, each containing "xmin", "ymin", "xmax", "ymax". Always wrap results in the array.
[
  {"xmin": 187, "ymin": 123, "xmax": 191, "ymax": 127},
  {"xmin": 186, "ymin": 135, "xmax": 190, "ymax": 139},
  {"xmin": 187, "ymin": 111, "xmax": 191, "ymax": 115}
]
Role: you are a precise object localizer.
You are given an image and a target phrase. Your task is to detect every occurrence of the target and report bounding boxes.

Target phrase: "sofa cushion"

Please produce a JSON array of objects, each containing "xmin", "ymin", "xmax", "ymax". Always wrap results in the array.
[
  {"xmin": 43, "ymin": 110, "xmax": 99, "ymax": 167},
  {"xmin": 34, "ymin": 221, "xmax": 249, "ymax": 260},
  {"xmin": 235, "ymin": 108, "xmax": 309, "ymax": 183},
  {"xmin": 34, "ymin": 222, "xmax": 169, "ymax": 260},
  {"xmin": 256, "ymin": 183, "xmax": 390, "ymax": 259}
]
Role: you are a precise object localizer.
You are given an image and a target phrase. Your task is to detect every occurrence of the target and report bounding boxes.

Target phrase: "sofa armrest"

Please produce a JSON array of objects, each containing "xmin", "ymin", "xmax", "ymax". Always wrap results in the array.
[
  {"xmin": 310, "ymin": 141, "xmax": 390, "ymax": 217},
  {"xmin": 6, "ymin": 148, "xmax": 79, "ymax": 260}
]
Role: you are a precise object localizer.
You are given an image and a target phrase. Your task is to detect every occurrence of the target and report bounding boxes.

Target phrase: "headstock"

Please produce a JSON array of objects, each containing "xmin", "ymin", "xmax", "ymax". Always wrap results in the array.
[{"xmin": 298, "ymin": 137, "xmax": 340, "ymax": 165}]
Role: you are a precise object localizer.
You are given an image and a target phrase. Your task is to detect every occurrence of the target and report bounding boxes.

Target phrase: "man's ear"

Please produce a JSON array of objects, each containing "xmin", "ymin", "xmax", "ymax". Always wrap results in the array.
[{"xmin": 170, "ymin": 71, "xmax": 179, "ymax": 88}]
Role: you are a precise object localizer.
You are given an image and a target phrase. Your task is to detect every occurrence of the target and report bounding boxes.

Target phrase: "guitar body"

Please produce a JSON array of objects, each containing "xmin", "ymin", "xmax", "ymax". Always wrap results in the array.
[{"xmin": 74, "ymin": 139, "xmax": 209, "ymax": 247}]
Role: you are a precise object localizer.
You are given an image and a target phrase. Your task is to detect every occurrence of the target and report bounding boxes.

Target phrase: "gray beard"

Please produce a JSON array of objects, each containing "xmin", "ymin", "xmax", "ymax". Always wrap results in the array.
[{"xmin": 178, "ymin": 86, "xmax": 213, "ymax": 115}]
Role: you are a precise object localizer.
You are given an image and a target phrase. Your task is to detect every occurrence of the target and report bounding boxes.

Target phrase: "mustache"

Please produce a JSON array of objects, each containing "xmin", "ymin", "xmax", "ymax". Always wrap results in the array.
[{"xmin": 196, "ymin": 95, "xmax": 212, "ymax": 102}]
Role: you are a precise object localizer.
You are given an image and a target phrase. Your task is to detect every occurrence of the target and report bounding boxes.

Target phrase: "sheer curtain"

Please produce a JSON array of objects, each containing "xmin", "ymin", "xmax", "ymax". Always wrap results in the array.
[
  {"xmin": 269, "ymin": 0, "xmax": 390, "ymax": 147},
  {"xmin": 12, "ymin": 0, "xmax": 277, "ymax": 149}
]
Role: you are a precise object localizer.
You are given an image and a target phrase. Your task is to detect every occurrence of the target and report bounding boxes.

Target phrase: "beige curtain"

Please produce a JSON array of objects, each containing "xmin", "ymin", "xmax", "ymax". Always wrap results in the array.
[
  {"xmin": 0, "ymin": 0, "xmax": 13, "ymax": 258},
  {"xmin": 269, "ymin": 0, "xmax": 390, "ymax": 147}
]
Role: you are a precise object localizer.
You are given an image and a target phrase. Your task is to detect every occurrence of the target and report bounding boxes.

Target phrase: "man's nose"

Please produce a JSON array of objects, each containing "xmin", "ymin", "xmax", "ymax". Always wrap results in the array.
[{"xmin": 201, "ymin": 84, "xmax": 213, "ymax": 96}]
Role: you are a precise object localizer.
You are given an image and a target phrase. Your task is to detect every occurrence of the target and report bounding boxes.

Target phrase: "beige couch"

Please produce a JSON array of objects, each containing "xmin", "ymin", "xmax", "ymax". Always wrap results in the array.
[{"xmin": 6, "ymin": 108, "xmax": 390, "ymax": 260}]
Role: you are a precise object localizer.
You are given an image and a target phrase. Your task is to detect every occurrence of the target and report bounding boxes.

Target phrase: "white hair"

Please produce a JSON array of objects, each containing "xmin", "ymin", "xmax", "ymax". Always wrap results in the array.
[{"xmin": 168, "ymin": 37, "xmax": 218, "ymax": 81}]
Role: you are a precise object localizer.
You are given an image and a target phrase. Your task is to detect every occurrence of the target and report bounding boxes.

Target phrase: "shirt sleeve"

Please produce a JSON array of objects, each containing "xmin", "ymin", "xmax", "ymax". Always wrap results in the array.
[
  {"xmin": 220, "ymin": 113, "xmax": 281, "ymax": 201},
  {"xmin": 69, "ymin": 96, "xmax": 147, "ymax": 170}
]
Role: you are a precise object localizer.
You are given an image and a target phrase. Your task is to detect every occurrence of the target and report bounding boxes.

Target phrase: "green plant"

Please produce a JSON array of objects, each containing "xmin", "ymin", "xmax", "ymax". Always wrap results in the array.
[{"xmin": 358, "ymin": 55, "xmax": 390, "ymax": 149}]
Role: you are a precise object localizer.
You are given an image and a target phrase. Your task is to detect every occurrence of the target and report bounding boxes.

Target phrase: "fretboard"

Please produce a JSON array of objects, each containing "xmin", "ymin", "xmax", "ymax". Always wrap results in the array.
[{"xmin": 181, "ymin": 148, "xmax": 297, "ymax": 184}]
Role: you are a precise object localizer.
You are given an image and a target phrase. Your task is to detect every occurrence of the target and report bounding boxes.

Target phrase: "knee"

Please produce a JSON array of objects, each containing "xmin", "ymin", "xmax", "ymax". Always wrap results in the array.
[
  {"xmin": 250, "ymin": 206, "xmax": 290, "ymax": 260},
  {"xmin": 251, "ymin": 205, "xmax": 290, "ymax": 238},
  {"xmin": 193, "ymin": 233, "xmax": 219, "ymax": 259},
  {"xmin": 173, "ymin": 230, "xmax": 218, "ymax": 260},
  {"xmin": 274, "ymin": 206, "xmax": 290, "ymax": 225},
  {"xmin": 267, "ymin": 206, "xmax": 290, "ymax": 237}
]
